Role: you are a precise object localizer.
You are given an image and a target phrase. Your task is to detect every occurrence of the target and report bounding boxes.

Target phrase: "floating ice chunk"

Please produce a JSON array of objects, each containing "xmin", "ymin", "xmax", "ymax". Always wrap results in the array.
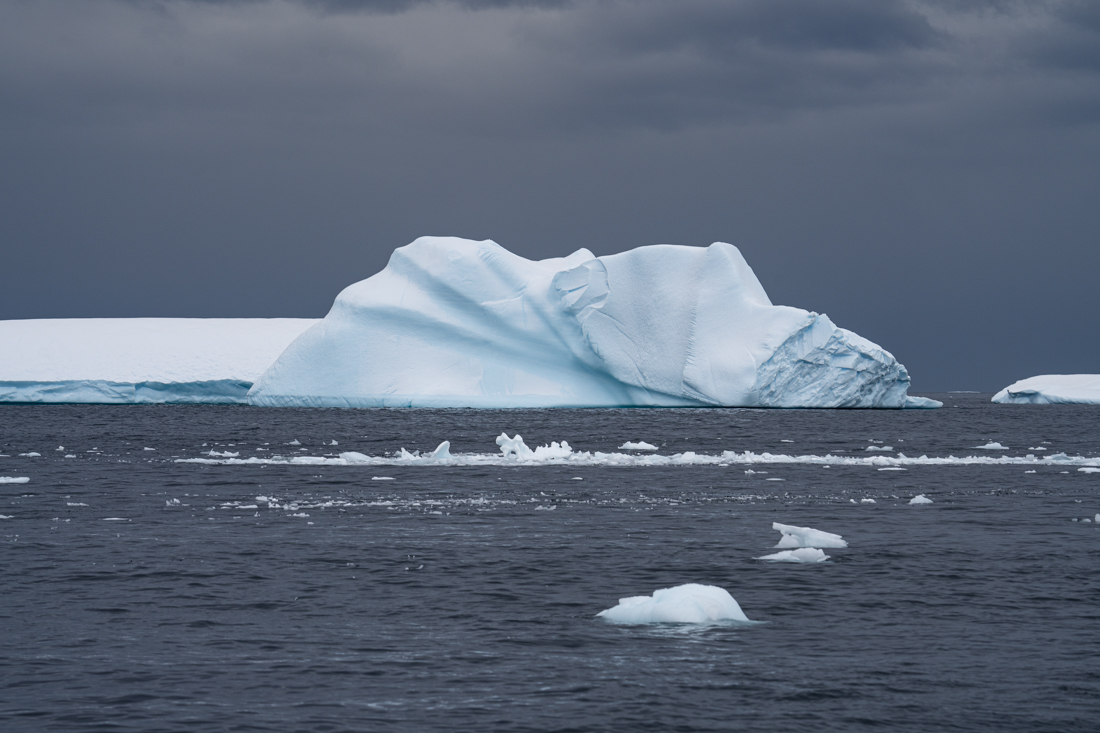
[
  {"xmin": 372, "ymin": 476, "xmax": 395, "ymax": 481},
  {"xmin": 328, "ymin": 440, "xmax": 339, "ymax": 446},
  {"xmin": 64, "ymin": 454, "xmax": 76, "ymax": 458},
  {"xmin": 19, "ymin": 452, "xmax": 41, "ymax": 457},
  {"xmin": 1024, "ymin": 470, "xmax": 1036, "ymax": 474},
  {"xmin": 55, "ymin": 446, "xmax": 64, "ymax": 451},
  {"xmin": 597, "ymin": 583, "xmax": 752, "ymax": 624},
  {"xmin": 205, "ymin": 450, "xmax": 240, "ymax": 458},
  {"xmin": 1095, "ymin": 513, "xmax": 1100, "ymax": 523},
  {"xmin": 1079, "ymin": 467, "xmax": 1100, "ymax": 474},
  {"xmin": 757, "ymin": 548, "xmax": 829, "ymax": 563},
  {"xmin": 430, "ymin": 441, "xmax": 451, "ymax": 459},
  {"xmin": 288, "ymin": 439, "xmax": 301, "ymax": 446},
  {"xmin": 860, "ymin": 498, "xmax": 876, "ymax": 504},
  {"xmin": 993, "ymin": 374, "xmax": 1100, "ymax": 404},
  {"xmin": 973, "ymin": 442, "xmax": 1008, "ymax": 450},
  {"xmin": 772, "ymin": 522, "xmax": 847, "ymax": 548},
  {"xmin": 781, "ymin": 439, "xmax": 795, "ymax": 443},
  {"xmin": 1029, "ymin": 447, "xmax": 1047, "ymax": 451},
  {"xmin": 495, "ymin": 433, "xmax": 573, "ymax": 461},
  {"xmin": 909, "ymin": 494, "xmax": 933, "ymax": 504},
  {"xmin": 877, "ymin": 467, "xmax": 906, "ymax": 471},
  {"xmin": 0, "ymin": 514, "xmax": 12, "ymax": 519},
  {"xmin": 905, "ymin": 395, "xmax": 943, "ymax": 408},
  {"xmin": 0, "ymin": 477, "xmax": 29, "ymax": 484},
  {"xmin": 620, "ymin": 441, "xmax": 658, "ymax": 451},
  {"xmin": 765, "ymin": 477, "xmax": 785, "ymax": 481},
  {"xmin": 102, "ymin": 517, "xmax": 128, "ymax": 521},
  {"xmin": 865, "ymin": 446, "xmax": 893, "ymax": 452}
]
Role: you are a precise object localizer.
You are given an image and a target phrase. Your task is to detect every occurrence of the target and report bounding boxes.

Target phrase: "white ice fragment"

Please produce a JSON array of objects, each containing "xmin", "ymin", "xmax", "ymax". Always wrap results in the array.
[
  {"xmin": 328, "ymin": 440, "xmax": 338, "ymax": 446},
  {"xmin": 865, "ymin": 446, "xmax": 893, "ymax": 452},
  {"xmin": 430, "ymin": 441, "xmax": 451, "ymax": 459},
  {"xmin": 909, "ymin": 494, "xmax": 933, "ymax": 504},
  {"xmin": 597, "ymin": 583, "xmax": 752, "ymax": 624},
  {"xmin": 19, "ymin": 452, "xmax": 41, "ymax": 457},
  {"xmin": 372, "ymin": 476, "xmax": 395, "ymax": 481},
  {"xmin": 765, "ymin": 477, "xmax": 785, "ymax": 481},
  {"xmin": 756, "ymin": 548, "xmax": 829, "ymax": 563},
  {"xmin": 1029, "ymin": 447, "xmax": 1047, "ymax": 451},
  {"xmin": 973, "ymin": 442, "xmax": 1008, "ymax": 450},
  {"xmin": 572, "ymin": 477, "xmax": 583, "ymax": 480},
  {"xmin": 1024, "ymin": 470, "xmax": 1036, "ymax": 474},
  {"xmin": 143, "ymin": 447, "xmax": 156, "ymax": 451},
  {"xmin": 619, "ymin": 441, "xmax": 658, "ymax": 451},
  {"xmin": 861, "ymin": 498, "xmax": 876, "ymax": 504},
  {"xmin": 877, "ymin": 467, "xmax": 907, "ymax": 471},
  {"xmin": 102, "ymin": 517, "xmax": 128, "ymax": 521},
  {"xmin": 64, "ymin": 454, "xmax": 76, "ymax": 458},
  {"xmin": 781, "ymin": 439, "xmax": 794, "ymax": 443},
  {"xmin": 0, "ymin": 477, "xmax": 30, "ymax": 484},
  {"xmin": 66, "ymin": 502, "xmax": 88, "ymax": 507},
  {"xmin": 55, "ymin": 446, "xmax": 64, "ymax": 451},
  {"xmin": 205, "ymin": 450, "xmax": 239, "ymax": 458},
  {"xmin": 0, "ymin": 515, "xmax": 12, "ymax": 519},
  {"xmin": 1078, "ymin": 467, "xmax": 1100, "ymax": 474},
  {"xmin": 288, "ymin": 439, "xmax": 301, "ymax": 446},
  {"xmin": 1095, "ymin": 514, "xmax": 1100, "ymax": 523},
  {"xmin": 772, "ymin": 522, "xmax": 847, "ymax": 549}
]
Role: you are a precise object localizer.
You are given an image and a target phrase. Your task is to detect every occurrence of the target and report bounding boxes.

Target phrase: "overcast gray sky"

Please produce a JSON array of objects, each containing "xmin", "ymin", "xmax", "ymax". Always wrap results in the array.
[{"xmin": 1, "ymin": 0, "xmax": 1097, "ymax": 391}]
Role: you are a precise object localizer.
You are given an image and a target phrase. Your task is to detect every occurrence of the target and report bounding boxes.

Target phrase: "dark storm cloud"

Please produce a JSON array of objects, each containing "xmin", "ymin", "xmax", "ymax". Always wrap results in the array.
[{"xmin": 0, "ymin": 0, "xmax": 1098, "ymax": 390}]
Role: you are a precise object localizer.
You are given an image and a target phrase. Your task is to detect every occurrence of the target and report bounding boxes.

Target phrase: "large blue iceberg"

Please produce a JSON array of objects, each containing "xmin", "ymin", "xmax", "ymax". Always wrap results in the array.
[{"xmin": 248, "ymin": 237, "xmax": 937, "ymax": 408}]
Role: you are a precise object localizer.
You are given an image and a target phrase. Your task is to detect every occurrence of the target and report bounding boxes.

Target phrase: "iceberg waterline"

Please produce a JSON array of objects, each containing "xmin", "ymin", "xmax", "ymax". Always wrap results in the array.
[{"xmin": 248, "ymin": 237, "xmax": 937, "ymax": 409}]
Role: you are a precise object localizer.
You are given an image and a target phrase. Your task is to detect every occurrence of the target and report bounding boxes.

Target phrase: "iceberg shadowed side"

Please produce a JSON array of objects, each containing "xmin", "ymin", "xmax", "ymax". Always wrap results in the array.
[{"xmin": 248, "ymin": 237, "xmax": 932, "ymax": 408}]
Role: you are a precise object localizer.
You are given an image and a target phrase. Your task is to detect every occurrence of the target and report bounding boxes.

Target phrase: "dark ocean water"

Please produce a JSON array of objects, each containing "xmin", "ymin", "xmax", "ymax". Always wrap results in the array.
[{"xmin": 1, "ymin": 395, "xmax": 1099, "ymax": 732}]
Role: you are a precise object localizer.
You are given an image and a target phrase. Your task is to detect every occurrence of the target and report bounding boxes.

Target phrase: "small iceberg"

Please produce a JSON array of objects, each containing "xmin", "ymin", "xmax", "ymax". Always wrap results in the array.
[
  {"xmin": 973, "ymin": 442, "xmax": 1008, "ymax": 450},
  {"xmin": 619, "ymin": 441, "xmax": 658, "ymax": 451},
  {"xmin": 0, "ymin": 477, "xmax": 30, "ymax": 484},
  {"xmin": 772, "ymin": 521, "xmax": 848, "ymax": 548},
  {"xmin": 756, "ymin": 548, "xmax": 829, "ymax": 563},
  {"xmin": 909, "ymin": 494, "xmax": 933, "ymax": 504},
  {"xmin": 597, "ymin": 583, "xmax": 752, "ymax": 625},
  {"xmin": 992, "ymin": 374, "xmax": 1100, "ymax": 404}
]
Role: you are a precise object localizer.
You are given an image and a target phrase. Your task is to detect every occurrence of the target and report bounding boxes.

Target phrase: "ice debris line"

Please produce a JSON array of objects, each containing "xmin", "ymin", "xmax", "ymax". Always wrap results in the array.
[
  {"xmin": 993, "ymin": 375, "xmax": 1100, "ymax": 405},
  {"xmin": 597, "ymin": 584, "xmax": 753, "ymax": 624},
  {"xmin": 249, "ymin": 237, "xmax": 941, "ymax": 409},
  {"xmin": 0, "ymin": 318, "xmax": 316, "ymax": 404}
]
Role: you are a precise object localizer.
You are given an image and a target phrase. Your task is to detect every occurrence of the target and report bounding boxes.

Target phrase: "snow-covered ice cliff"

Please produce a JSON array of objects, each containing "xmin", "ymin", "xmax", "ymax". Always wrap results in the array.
[
  {"xmin": 0, "ymin": 319, "xmax": 316, "ymax": 403},
  {"xmin": 992, "ymin": 375, "xmax": 1100, "ymax": 405},
  {"xmin": 249, "ymin": 237, "xmax": 936, "ymax": 408}
]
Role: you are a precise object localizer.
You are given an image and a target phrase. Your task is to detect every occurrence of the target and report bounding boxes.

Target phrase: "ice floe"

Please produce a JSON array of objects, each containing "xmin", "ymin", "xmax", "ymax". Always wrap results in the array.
[
  {"xmin": 756, "ymin": 548, "xmax": 829, "ymax": 563},
  {"xmin": 909, "ymin": 494, "xmax": 933, "ymax": 505},
  {"xmin": 597, "ymin": 583, "xmax": 752, "ymax": 624},
  {"xmin": 974, "ymin": 442, "xmax": 1008, "ymax": 450},
  {"xmin": 0, "ymin": 477, "xmax": 30, "ymax": 484},
  {"xmin": 772, "ymin": 522, "xmax": 848, "ymax": 549},
  {"xmin": 620, "ymin": 441, "xmax": 658, "ymax": 451}
]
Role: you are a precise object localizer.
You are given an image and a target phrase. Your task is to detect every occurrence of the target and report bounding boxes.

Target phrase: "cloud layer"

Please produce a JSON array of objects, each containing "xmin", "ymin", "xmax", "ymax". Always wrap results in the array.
[{"xmin": 1, "ymin": 0, "xmax": 1097, "ymax": 389}]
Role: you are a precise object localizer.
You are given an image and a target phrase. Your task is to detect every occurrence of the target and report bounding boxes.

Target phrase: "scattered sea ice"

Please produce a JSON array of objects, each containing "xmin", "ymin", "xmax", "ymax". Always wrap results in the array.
[
  {"xmin": 756, "ymin": 548, "xmax": 829, "ymax": 563},
  {"xmin": 974, "ymin": 442, "xmax": 1008, "ymax": 450},
  {"xmin": 597, "ymin": 583, "xmax": 752, "ymax": 624},
  {"xmin": 1079, "ymin": 467, "xmax": 1100, "ymax": 474},
  {"xmin": 773, "ymin": 522, "xmax": 847, "ymax": 548},
  {"xmin": 0, "ymin": 477, "xmax": 30, "ymax": 484},
  {"xmin": 909, "ymin": 494, "xmax": 933, "ymax": 505},
  {"xmin": 619, "ymin": 441, "xmax": 657, "ymax": 451}
]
